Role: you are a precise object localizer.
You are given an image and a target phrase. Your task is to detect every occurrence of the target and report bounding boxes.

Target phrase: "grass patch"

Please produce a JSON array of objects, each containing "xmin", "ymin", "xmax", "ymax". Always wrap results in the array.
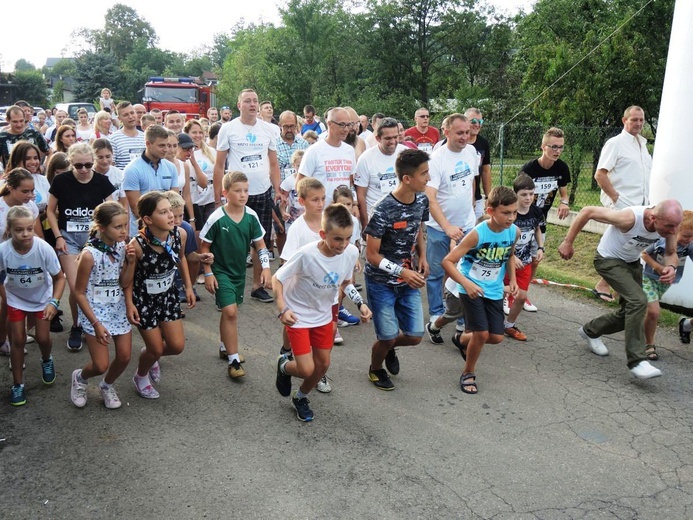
[{"xmin": 536, "ymin": 224, "xmax": 681, "ymax": 329}]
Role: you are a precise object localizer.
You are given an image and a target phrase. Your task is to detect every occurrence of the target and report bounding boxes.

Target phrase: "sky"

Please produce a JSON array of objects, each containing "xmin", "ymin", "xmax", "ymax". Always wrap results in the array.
[{"xmin": 0, "ymin": 0, "xmax": 534, "ymax": 72}]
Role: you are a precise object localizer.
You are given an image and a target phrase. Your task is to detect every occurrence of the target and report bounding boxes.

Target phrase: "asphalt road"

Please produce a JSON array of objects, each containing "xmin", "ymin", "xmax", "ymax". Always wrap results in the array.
[{"xmin": 2, "ymin": 266, "xmax": 693, "ymax": 519}]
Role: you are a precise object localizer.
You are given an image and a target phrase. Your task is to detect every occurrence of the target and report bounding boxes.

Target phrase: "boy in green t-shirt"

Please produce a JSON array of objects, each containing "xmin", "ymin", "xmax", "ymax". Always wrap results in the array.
[{"xmin": 199, "ymin": 172, "xmax": 272, "ymax": 379}]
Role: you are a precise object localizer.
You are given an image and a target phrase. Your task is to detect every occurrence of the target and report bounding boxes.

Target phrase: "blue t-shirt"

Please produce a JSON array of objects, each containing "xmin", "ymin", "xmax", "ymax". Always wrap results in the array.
[
  {"xmin": 458, "ymin": 220, "xmax": 517, "ymax": 301},
  {"xmin": 643, "ymin": 238, "xmax": 693, "ymax": 283},
  {"xmin": 180, "ymin": 220, "xmax": 197, "ymax": 257}
]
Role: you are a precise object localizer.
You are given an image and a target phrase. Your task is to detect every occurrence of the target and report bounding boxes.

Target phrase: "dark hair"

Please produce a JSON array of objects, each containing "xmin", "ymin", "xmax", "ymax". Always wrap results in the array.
[
  {"xmin": 165, "ymin": 109, "xmax": 181, "ymax": 118},
  {"xmin": 487, "ymin": 186, "xmax": 517, "ymax": 208},
  {"xmin": 45, "ymin": 152, "xmax": 70, "ymax": 184},
  {"xmin": 136, "ymin": 191, "xmax": 168, "ymax": 230},
  {"xmin": 322, "ymin": 203, "xmax": 354, "ymax": 233},
  {"xmin": 513, "ymin": 173, "xmax": 535, "ymax": 193},
  {"xmin": 304, "ymin": 104, "xmax": 316, "ymax": 115},
  {"xmin": 396, "ymin": 149, "xmax": 430, "ymax": 180},
  {"xmin": 209, "ymin": 122, "xmax": 222, "ymax": 141},
  {"xmin": 376, "ymin": 117, "xmax": 399, "ymax": 137},
  {"xmin": 0, "ymin": 168, "xmax": 34, "ymax": 197},
  {"xmin": 89, "ymin": 201, "xmax": 128, "ymax": 238},
  {"xmin": 92, "ymin": 138, "xmax": 113, "ymax": 154},
  {"xmin": 55, "ymin": 125, "xmax": 76, "ymax": 153},
  {"xmin": 7, "ymin": 141, "xmax": 41, "ymax": 172},
  {"xmin": 332, "ymin": 185, "xmax": 353, "ymax": 203}
]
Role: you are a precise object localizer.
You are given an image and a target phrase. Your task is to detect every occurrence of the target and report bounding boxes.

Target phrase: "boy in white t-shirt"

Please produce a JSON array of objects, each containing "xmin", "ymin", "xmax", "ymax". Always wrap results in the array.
[{"xmin": 273, "ymin": 204, "xmax": 372, "ymax": 421}]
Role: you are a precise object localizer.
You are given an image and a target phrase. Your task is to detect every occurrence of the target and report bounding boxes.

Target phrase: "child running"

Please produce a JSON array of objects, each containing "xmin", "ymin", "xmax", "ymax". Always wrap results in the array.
[
  {"xmin": 641, "ymin": 210, "xmax": 693, "ymax": 359},
  {"xmin": 274, "ymin": 204, "xmax": 372, "ymax": 421},
  {"xmin": 502, "ymin": 174, "xmax": 544, "ymax": 341},
  {"xmin": 123, "ymin": 192, "xmax": 196, "ymax": 399},
  {"xmin": 442, "ymin": 186, "xmax": 519, "ymax": 395},
  {"xmin": 199, "ymin": 172, "xmax": 271, "ymax": 379},
  {"xmin": 70, "ymin": 202, "xmax": 134, "ymax": 409},
  {"xmin": 1, "ymin": 206, "xmax": 65, "ymax": 406}
]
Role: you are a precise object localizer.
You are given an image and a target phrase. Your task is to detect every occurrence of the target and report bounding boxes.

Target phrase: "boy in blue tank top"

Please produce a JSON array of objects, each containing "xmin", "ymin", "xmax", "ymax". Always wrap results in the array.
[{"xmin": 442, "ymin": 186, "xmax": 520, "ymax": 394}]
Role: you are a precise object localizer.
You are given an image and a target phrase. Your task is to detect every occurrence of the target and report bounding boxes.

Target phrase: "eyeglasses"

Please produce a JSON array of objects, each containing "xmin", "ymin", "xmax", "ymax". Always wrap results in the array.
[
  {"xmin": 329, "ymin": 121, "xmax": 353, "ymax": 129},
  {"xmin": 281, "ymin": 125, "xmax": 297, "ymax": 130},
  {"xmin": 469, "ymin": 118, "xmax": 484, "ymax": 125},
  {"xmin": 416, "ymin": 114, "xmax": 430, "ymax": 118},
  {"xmin": 73, "ymin": 162, "xmax": 93, "ymax": 170},
  {"xmin": 545, "ymin": 145, "xmax": 565, "ymax": 151}
]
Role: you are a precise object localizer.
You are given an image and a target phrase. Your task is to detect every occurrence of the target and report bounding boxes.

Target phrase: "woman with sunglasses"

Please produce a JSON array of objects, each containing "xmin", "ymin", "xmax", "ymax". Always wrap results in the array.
[{"xmin": 46, "ymin": 143, "xmax": 117, "ymax": 352}]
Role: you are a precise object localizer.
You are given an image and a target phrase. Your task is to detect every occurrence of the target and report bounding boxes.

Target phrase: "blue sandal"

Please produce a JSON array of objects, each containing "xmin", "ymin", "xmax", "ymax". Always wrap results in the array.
[{"xmin": 460, "ymin": 372, "xmax": 478, "ymax": 394}]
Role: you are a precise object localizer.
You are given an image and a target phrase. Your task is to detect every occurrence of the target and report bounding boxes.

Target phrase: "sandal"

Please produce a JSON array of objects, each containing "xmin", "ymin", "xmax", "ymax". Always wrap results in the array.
[
  {"xmin": 591, "ymin": 289, "xmax": 615, "ymax": 303},
  {"xmin": 645, "ymin": 344, "xmax": 659, "ymax": 361},
  {"xmin": 460, "ymin": 372, "xmax": 478, "ymax": 394},
  {"xmin": 452, "ymin": 333, "xmax": 468, "ymax": 360}
]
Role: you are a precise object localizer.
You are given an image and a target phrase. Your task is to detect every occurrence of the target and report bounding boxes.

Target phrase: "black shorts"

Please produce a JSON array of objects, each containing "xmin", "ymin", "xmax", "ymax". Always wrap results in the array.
[
  {"xmin": 459, "ymin": 295, "xmax": 504, "ymax": 336},
  {"xmin": 246, "ymin": 188, "xmax": 273, "ymax": 245},
  {"xmin": 193, "ymin": 202, "xmax": 216, "ymax": 231}
]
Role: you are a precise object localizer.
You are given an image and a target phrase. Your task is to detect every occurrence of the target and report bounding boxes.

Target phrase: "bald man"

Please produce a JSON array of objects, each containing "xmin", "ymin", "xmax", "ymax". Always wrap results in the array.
[{"xmin": 559, "ymin": 200, "xmax": 683, "ymax": 379}]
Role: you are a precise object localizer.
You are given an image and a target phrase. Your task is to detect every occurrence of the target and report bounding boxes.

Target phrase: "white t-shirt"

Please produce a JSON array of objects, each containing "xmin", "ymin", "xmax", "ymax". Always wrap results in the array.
[
  {"xmin": 354, "ymin": 144, "xmax": 407, "ymax": 215},
  {"xmin": 280, "ymin": 174, "xmax": 304, "ymax": 224},
  {"xmin": 76, "ymin": 127, "xmax": 95, "ymax": 143},
  {"xmin": 0, "ymin": 198, "xmax": 39, "ymax": 240},
  {"xmin": 298, "ymin": 139, "xmax": 355, "ymax": 202},
  {"xmin": 32, "ymin": 173, "xmax": 51, "ymax": 212},
  {"xmin": 275, "ymin": 241, "xmax": 359, "ymax": 327},
  {"xmin": 350, "ymin": 215, "xmax": 361, "ymax": 246},
  {"xmin": 175, "ymin": 159, "xmax": 188, "ymax": 198},
  {"xmin": 280, "ymin": 214, "xmax": 320, "ymax": 261},
  {"xmin": 103, "ymin": 166, "xmax": 124, "ymax": 201},
  {"xmin": 216, "ymin": 119, "xmax": 277, "ymax": 195},
  {"xmin": 426, "ymin": 145, "xmax": 479, "ymax": 233},
  {"xmin": 194, "ymin": 148, "xmax": 217, "ymax": 206},
  {"xmin": 0, "ymin": 238, "xmax": 62, "ymax": 311}
]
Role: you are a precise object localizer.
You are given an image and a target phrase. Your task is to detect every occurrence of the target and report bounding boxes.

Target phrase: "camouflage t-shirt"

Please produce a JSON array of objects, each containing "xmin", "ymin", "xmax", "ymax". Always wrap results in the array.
[
  {"xmin": 364, "ymin": 191, "xmax": 429, "ymax": 286},
  {"xmin": 0, "ymin": 128, "xmax": 50, "ymax": 167}
]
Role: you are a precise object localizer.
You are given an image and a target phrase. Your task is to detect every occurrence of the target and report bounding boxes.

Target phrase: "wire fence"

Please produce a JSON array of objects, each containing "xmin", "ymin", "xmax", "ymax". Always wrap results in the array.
[{"xmin": 481, "ymin": 122, "xmax": 639, "ymax": 210}]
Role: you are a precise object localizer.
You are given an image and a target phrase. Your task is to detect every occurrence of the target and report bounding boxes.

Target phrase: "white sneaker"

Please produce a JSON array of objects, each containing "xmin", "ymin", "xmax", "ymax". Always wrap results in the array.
[
  {"xmin": 100, "ymin": 382, "xmax": 122, "ymax": 409},
  {"xmin": 70, "ymin": 369, "xmax": 88, "ymax": 408},
  {"xmin": 578, "ymin": 327, "xmax": 609, "ymax": 356},
  {"xmin": 26, "ymin": 335, "xmax": 35, "ymax": 344},
  {"xmin": 141, "ymin": 347, "xmax": 161, "ymax": 383},
  {"xmin": 523, "ymin": 299, "xmax": 538, "ymax": 312},
  {"xmin": 503, "ymin": 297, "xmax": 510, "ymax": 316},
  {"xmin": 630, "ymin": 360, "xmax": 662, "ymax": 380},
  {"xmin": 0, "ymin": 340, "xmax": 9, "ymax": 355},
  {"xmin": 316, "ymin": 375, "xmax": 332, "ymax": 393},
  {"xmin": 133, "ymin": 375, "xmax": 160, "ymax": 399},
  {"xmin": 196, "ymin": 273, "xmax": 206, "ymax": 285},
  {"xmin": 333, "ymin": 330, "xmax": 344, "ymax": 345}
]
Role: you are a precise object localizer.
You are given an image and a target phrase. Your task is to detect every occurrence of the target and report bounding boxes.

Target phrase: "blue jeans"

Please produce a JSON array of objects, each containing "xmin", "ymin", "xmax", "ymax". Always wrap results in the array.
[
  {"xmin": 366, "ymin": 277, "xmax": 424, "ymax": 341},
  {"xmin": 426, "ymin": 225, "xmax": 451, "ymax": 318}
]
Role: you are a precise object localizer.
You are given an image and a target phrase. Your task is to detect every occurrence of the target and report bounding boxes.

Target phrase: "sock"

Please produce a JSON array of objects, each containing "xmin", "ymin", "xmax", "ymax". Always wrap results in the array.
[
  {"xmin": 279, "ymin": 346, "xmax": 291, "ymax": 356},
  {"xmin": 134, "ymin": 373, "xmax": 150, "ymax": 390},
  {"xmin": 429, "ymin": 323, "xmax": 441, "ymax": 333},
  {"xmin": 76, "ymin": 370, "xmax": 87, "ymax": 384},
  {"xmin": 295, "ymin": 389, "xmax": 308, "ymax": 399},
  {"xmin": 504, "ymin": 320, "xmax": 514, "ymax": 329},
  {"xmin": 228, "ymin": 353, "xmax": 240, "ymax": 364},
  {"xmin": 684, "ymin": 320, "xmax": 693, "ymax": 333},
  {"xmin": 219, "ymin": 343, "xmax": 227, "ymax": 352},
  {"xmin": 99, "ymin": 380, "xmax": 113, "ymax": 389}
]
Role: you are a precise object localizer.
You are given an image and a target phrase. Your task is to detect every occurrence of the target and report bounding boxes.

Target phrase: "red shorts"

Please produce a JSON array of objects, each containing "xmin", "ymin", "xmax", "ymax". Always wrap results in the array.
[
  {"xmin": 505, "ymin": 263, "xmax": 532, "ymax": 292},
  {"xmin": 286, "ymin": 322, "xmax": 334, "ymax": 356},
  {"xmin": 7, "ymin": 305, "xmax": 44, "ymax": 323}
]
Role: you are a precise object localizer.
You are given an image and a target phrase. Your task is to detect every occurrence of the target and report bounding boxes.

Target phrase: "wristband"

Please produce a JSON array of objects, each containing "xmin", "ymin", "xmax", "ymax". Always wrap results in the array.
[
  {"xmin": 345, "ymin": 284, "xmax": 363, "ymax": 306},
  {"xmin": 277, "ymin": 307, "xmax": 289, "ymax": 319},
  {"xmin": 55, "ymin": 236, "xmax": 63, "ymax": 240},
  {"xmin": 257, "ymin": 247, "xmax": 270, "ymax": 269},
  {"xmin": 204, "ymin": 272, "xmax": 214, "ymax": 277},
  {"xmin": 90, "ymin": 319, "xmax": 101, "ymax": 326},
  {"xmin": 537, "ymin": 246, "xmax": 545, "ymax": 251},
  {"xmin": 668, "ymin": 264, "xmax": 678, "ymax": 271},
  {"xmin": 379, "ymin": 258, "xmax": 403, "ymax": 277},
  {"xmin": 356, "ymin": 301, "xmax": 364, "ymax": 310},
  {"xmin": 48, "ymin": 299, "xmax": 60, "ymax": 310},
  {"xmin": 189, "ymin": 218, "xmax": 196, "ymax": 222},
  {"xmin": 560, "ymin": 200, "xmax": 569, "ymax": 206}
]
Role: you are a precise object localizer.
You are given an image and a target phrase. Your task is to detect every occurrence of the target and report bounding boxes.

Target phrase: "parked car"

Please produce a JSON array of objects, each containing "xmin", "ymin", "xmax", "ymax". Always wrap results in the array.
[{"xmin": 54, "ymin": 102, "xmax": 98, "ymax": 121}]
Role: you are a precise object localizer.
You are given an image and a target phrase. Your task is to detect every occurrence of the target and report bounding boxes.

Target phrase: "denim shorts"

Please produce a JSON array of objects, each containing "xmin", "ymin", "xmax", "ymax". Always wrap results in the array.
[
  {"xmin": 366, "ymin": 277, "xmax": 424, "ymax": 341},
  {"xmin": 59, "ymin": 230, "xmax": 89, "ymax": 255}
]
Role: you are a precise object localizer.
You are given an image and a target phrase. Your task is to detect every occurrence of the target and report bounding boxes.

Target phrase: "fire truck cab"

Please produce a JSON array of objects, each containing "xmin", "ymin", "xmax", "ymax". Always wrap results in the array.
[{"xmin": 142, "ymin": 77, "xmax": 216, "ymax": 120}]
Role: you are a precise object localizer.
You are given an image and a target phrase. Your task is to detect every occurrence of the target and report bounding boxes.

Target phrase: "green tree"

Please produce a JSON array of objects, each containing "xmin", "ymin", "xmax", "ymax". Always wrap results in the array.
[
  {"xmin": 13, "ymin": 70, "xmax": 49, "ymax": 106},
  {"xmin": 92, "ymin": 4, "xmax": 158, "ymax": 61},
  {"xmin": 73, "ymin": 51, "xmax": 121, "ymax": 102},
  {"xmin": 14, "ymin": 59, "xmax": 36, "ymax": 72}
]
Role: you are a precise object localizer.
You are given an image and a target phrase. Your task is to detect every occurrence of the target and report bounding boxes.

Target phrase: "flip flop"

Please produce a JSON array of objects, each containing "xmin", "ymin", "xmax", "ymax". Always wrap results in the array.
[
  {"xmin": 460, "ymin": 372, "xmax": 478, "ymax": 394},
  {"xmin": 591, "ymin": 289, "xmax": 614, "ymax": 303}
]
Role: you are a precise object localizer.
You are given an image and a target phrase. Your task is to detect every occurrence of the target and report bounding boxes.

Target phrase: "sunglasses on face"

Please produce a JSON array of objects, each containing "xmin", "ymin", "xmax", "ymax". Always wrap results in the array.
[{"xmin": 73, "ymin": 163, "xmax": 93, "ymax": 170}]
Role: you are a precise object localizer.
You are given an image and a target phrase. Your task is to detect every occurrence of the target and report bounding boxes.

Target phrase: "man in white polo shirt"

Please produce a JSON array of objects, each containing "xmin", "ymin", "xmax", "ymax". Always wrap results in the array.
[
  {"xmin": 354, "ymin": 117, "xmax": 407, "ymax": 228},
  {"xmin": 424, "ymin": 113, "xmax": 478, "ymax": 324}
]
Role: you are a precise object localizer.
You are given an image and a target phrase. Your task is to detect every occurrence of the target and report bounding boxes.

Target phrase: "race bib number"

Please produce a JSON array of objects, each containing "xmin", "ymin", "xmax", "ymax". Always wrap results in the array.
[
  {"xmin": 145, "ymin": 270, "xmax": 175, "ymax": 295},
  {"xmin": 378, "ymin": 172, "xmax": 398, "ymax": 194},
  {"xmin": 518, "ymin": 230, "xmax": 533, "ymax": 245},
  {"xmin": 66, "ymin": 221, "xmax": 90, "ymax": 232},
  {"xmin": 94, "ymin": 284, "xmax": 122, "ymax": 304},
  {"xmin": 241, "ymin": 154, "xmax": 262, "ymax": 171},
  {"xmin": 281, "ymin": 167, "xmax": 296, "ymax": 182},
  {"xmin": 450, "ymin": 170, "xmax": 471, "ymax": 195},
  {"xmin": 535, "ymin": 180, "xmax": 558, "ymax": 194},
  {"xmin": 418, "ymin": 142, "xmax": 433, "ymax": 153},
  {"xmin": 626, "ymin": 237, "xmax": 658, "ymax": 250},
  {"xmin": 7, "ymin": 272, "xmax": 45, "ymax": 289},
  {"xmin": 469, "ymin": 263, "xmax": 500, "ymax": 282}
]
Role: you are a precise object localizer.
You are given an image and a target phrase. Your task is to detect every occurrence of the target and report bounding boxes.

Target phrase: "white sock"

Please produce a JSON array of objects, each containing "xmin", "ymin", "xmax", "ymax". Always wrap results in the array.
[
  {"xmin": 100, "ymin": 380, "xmax": 112, "ymax": 389},
  {"xmin": 295, "ymin": 389, "xmax": 308, "ymax": 399},
  {"xmin": 228, "ymin": 353, "xmax": 240, "ymax": 364},
  {"xmin": 504, "ymin": 320, "xmax": 514, "ymax": 329}
]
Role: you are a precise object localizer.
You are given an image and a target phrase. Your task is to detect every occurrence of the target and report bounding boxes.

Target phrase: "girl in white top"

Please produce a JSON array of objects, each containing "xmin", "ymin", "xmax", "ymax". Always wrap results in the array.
[
  {"xmin": 184, "ymin": 120, "xmax": 217, "ymax": 227},
  {"xmin": 70, "ymin": 202, "xmax": 135, "ymax": 409},
  {"xmin": 99, "ymin": 88, "xmax": 114, "ymax": 111},
  {"xmin": 75, "ymin": 108, "xmax": 95, "ymax": 143},
  {"xmin": 1, "ymin": 206, "xmax": 65, "ymax": 406},
  {"xmin": 93, "ymin": 110, "xmax": 114, "ymax": 140},
  {"xmin": 6, "ymin": 141, "xmax": 51, "ymax": 215},
  {"xmin": 92, "ymin": 139, "xmax": 127, "ymax": 207}
]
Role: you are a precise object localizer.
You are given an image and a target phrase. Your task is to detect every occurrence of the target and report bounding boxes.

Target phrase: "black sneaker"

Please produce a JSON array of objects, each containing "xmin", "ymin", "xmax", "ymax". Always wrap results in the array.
[
  {"xmin": 369, "ymin": 368, "xmax": 394, "ymax": 391},
  {"xmin": 426, "ymin": 322, "xmax": 444, "ymax": 344},
  {"xmin": 250, "ymin": 287, "xmax": 274, "ymax": 303},
  {"xmin": 276, "ymin": 356, "xmax": 292, "ymax": 397},
  {"xmin": 679, "ymin": 317, "xmax": 691, "ymax": 344},
  {"xmin": 385, "ymin": 348, "xmax": 400, "ymax": 375},
  {"xmin": 67, "ymin": 326, "xmax": 83, "ymax": 351},
  {"xmin": 279, "ymin": 346, "xmax": 293, "ymax": 360},
  {"xmin": 292, "ymin": 396, "xmax": 314, "ymax": 422},
  {"xmin": 50, "ymin": 314, "xmax": 63, "ymax": 333}
]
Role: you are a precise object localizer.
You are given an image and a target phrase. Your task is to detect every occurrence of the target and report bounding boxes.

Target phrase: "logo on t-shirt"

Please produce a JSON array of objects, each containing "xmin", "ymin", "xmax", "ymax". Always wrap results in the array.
[
  {"xmin": 324, "ymin": 272, "xmax": 339, "ymax": 285},
  {"xmin": 246, "ymin": 132, "xmax": 257, "ymax": 144}
]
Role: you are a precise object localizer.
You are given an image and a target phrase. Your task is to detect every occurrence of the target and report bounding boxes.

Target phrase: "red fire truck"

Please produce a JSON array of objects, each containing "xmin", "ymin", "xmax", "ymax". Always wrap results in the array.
[{"xmin": 142, "ymin": 77, "xmax": 217, "ymax": 120}]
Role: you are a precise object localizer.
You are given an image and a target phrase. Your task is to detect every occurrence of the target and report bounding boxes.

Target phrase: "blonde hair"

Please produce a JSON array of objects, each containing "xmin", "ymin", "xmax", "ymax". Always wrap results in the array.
[
  {"xmin": 162, "ymin": 190, "xmax": 185, "ymax": 209},
  {"xmin": 184, "ymin": 119, "xmax": 215, "ymax": 164},
  {"xmin": 222, "ymin": 172, "xmax": 248, "ymax": 191},
  {"xmin": 681, "ymin": 210, "xmax": 693, "ymax": 231},
  {"xmin": 290, "ymin": 149, "xmax": 305, "ymax": 167},
  {"xmin": 4, "ymin": 206, "xmax": 34, "ymax": 240},
  {"xmin": 68, "ymin": 143, "xmax": 95, "ymax": 163},
  {"xmin": 297, "ymin": 177, "xmax": 324, "ymax": 199}
]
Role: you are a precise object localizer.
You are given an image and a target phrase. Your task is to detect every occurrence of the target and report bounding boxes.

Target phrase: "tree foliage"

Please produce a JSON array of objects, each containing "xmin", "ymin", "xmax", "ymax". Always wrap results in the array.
[
  {"xmin": 13, "ymin": 70, "xmax": 49, "ymax": 106},
  {"xmin": 14, "ymin": 59, "xmax": 36, "ymax": 72}
]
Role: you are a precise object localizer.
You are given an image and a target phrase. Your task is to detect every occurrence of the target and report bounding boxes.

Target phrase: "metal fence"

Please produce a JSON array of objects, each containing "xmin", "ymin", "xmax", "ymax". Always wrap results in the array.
[{"xmin": 479, "ymin": 123, "xmax": 632, "ymax": 210}]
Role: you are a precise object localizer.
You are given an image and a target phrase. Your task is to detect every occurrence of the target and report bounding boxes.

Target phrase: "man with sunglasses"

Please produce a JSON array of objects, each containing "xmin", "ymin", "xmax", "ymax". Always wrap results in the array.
[
  {"xmin": 404, "ymin": 108, "xmax": 440, "ymax": 154},
  {"xmin": 465, "ymin": 108, "xmax": 492, "ymax": 220},
  {"xmin": 518, "ymin": 127, "xmax": 571, "ymax": 311},
  {"xmin": 220, "ymin": 106, "xmax": 232, "ymax": 123}
]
